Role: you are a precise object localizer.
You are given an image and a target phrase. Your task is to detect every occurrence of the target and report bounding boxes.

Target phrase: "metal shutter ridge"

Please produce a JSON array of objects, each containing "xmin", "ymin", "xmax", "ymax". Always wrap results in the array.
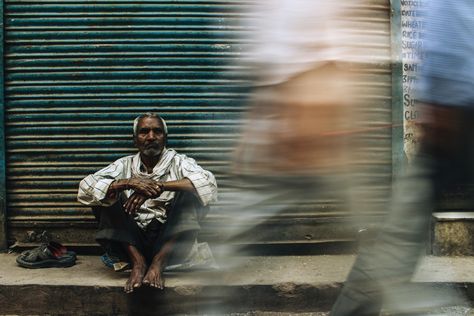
[{"xmin": 5, "ymin": 0, "xmax": 254, "ymax": 244}]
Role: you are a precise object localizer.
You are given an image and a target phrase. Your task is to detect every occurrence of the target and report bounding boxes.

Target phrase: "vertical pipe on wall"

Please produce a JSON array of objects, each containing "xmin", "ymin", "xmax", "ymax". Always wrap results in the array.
[
  {"xmin": 390, "ymin": 0, "xmax": 404, "ymax": 179},
  {"xmin": 0, "ymin": 0, "xmax": 6, "ymax": 250}
]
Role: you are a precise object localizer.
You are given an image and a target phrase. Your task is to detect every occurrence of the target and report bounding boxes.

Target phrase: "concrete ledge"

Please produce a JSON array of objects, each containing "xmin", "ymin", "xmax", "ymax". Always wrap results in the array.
[
  {"xmin": 2, "ymin": 254, "xmax": 474, "ymax": 315},
  {"xmin": 432, "ymin": 212, "xmax": 474, "ymax": 256},
  {"xmin": 0, "ymin": 254, "xmax": 348, "ymax": 315}
]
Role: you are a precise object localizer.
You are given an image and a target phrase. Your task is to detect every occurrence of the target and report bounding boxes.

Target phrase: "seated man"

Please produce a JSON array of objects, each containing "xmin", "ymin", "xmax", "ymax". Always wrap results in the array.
[{"xmin": 77, "ymin": 112, "xmax": 217, "ymax": 293}]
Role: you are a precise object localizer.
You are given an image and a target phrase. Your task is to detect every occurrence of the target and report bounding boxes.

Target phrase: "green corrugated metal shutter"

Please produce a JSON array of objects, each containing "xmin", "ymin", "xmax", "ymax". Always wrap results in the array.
[
  {"xmin": 4, "ymin": 0, "xmax": 394, "ymax": 246},
  {"xmin": 349, "ymin": 0, "xmax": 394, "ymax": 219},
  {"xmin": 5, "ymin": 0, "xmax": 254, "ymax": 244}
]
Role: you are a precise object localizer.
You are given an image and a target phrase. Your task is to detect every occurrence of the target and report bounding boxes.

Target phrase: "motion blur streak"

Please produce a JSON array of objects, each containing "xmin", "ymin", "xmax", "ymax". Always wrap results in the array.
[
  {"xmin": 193, "ymin": 1, "xmax": 467, "ymax": 315},
  {"xmin": 215, "ymin": 0, "xmax": 383, "ymax": 258}
]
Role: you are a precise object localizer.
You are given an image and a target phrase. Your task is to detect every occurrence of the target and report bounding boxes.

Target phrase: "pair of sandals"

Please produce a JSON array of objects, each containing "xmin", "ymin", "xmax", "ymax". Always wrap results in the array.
[{"xmin": 16, "ymin": 241, "xmax": 76, "ymax": 269}]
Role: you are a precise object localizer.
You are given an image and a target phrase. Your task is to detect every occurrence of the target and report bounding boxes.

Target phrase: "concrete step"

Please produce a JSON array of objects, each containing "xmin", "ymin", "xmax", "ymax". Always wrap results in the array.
[
  {"xmin": 431, "ymin": 212, "xmax": 474, "ymax": 256},
  {"xmin": 1, "ymin": 254, "xmax": 474, "ymax": 315}
]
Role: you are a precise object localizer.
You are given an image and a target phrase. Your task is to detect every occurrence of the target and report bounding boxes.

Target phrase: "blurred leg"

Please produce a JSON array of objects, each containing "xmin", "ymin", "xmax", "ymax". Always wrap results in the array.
[{"xmin": 332, "ymin": 153, "xmax": 437, "ymax": 316}]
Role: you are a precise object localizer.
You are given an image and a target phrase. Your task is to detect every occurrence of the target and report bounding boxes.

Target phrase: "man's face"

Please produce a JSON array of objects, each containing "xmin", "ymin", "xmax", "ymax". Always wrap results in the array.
[{"xmin": 135, "ymin": 117, "xmax": 166, "ymax": 158}]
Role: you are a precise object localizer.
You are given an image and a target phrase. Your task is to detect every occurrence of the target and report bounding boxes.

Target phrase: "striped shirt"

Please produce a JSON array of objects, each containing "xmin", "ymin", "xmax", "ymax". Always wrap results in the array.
[{"xmin": 77, "ymin": 148, "xmax": 217, "ymax": 228}]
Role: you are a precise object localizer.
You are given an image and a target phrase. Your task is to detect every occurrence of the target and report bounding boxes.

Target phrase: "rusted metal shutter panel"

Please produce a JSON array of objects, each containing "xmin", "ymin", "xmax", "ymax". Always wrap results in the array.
[
  {"xmin": 346, "ymin": 1, "xmax": 393, "ymax": 217},
  {"xmin": 205, "ymin": 0, "xmax": 395, "ymax": 246},
  {"xmin": 5, "ymin": 1, "xmax": 254, "ymax": 244},
  {"xmin": 243, "ymin": 0, "xmax": 394, "ymax": 217},
  {"xmin": 5, "ymin": 0, "xmax": 393, "ymax": 246}
]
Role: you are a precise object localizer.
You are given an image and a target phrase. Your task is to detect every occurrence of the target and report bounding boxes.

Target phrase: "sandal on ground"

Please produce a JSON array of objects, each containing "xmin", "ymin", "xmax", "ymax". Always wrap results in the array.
[
  {"xmin": 16, "ymin": 242, "xmax": 76, "ymax": 269},
  {"xmin": 48, "ymin": 241, "xmax": 77, "ymax": 259},
  {"xmin": 19, "ymin": 241, "xmax": 76, "ymax": 260}
]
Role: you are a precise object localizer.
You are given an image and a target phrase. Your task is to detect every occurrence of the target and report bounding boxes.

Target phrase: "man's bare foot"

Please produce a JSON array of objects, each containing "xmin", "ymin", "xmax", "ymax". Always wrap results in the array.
[
  {"xmin": 125, "ymin": 263, "xmax": 147, "ymax": 293},
  {"xmin": 143, "ymin": 262, "xmax": 165, "ymax": 289}
]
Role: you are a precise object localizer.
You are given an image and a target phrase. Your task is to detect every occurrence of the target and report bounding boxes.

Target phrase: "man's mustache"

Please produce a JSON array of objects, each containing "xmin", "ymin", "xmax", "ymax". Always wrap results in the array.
[{"xmin": 144, "ymin": 142, "xmax": 160, "ymax": 148}]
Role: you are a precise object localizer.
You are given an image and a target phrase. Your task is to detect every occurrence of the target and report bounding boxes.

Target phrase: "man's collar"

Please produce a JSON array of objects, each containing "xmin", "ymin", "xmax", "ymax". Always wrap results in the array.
[{"xmin": 132, "ymin": 148, "xmax": 176, "ymax": 176}]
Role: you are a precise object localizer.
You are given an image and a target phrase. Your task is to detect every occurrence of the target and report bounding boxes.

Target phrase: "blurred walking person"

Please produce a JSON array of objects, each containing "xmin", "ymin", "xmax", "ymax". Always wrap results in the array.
[{"xmin": 331, "ymin": 1, "xmax": 473, "ymax": 314}]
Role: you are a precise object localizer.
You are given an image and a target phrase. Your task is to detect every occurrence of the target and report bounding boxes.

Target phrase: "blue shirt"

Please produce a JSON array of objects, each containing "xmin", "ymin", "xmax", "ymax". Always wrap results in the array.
[{"xmin": 417, "ymin": 1, "xmax": 474, "ymax": 107}]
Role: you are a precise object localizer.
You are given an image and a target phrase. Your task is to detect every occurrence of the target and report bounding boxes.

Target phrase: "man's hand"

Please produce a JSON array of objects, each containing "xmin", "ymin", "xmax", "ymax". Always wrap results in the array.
[
  {"xmin": 123, "ymin": 193, "xmax": 148, "ymax": 215},
  {"xmin": 127, "ymin": 178, "xmax": 163, "ymax": 198}
]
